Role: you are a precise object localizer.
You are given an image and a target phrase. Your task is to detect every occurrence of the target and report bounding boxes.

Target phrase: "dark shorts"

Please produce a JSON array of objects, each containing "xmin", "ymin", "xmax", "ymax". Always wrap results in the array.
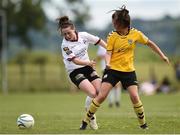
[
  {"xmin": 102, "ymin": 69, "xmax": 138, "ymax": 89},
  {"xmin": 69, "ymin": 66, "xmax": 100, "ymax": 87}
]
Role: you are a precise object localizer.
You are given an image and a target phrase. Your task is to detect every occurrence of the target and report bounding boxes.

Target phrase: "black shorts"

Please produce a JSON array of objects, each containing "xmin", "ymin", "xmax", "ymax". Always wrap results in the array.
[
  {"xmin": 69, "ymin": 66, "xmax": 100, "ymax": 87},
  {"xmin": 102, "ymin": 69, "xmax": 138, "ymax": 89}
]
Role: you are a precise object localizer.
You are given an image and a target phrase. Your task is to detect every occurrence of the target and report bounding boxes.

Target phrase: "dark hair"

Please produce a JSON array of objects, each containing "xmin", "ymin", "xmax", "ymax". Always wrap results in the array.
[
  {"xmin": 56, "ymin": 16, "xmax": 75, "ymax": 30},
  {"xmin": 112, "ymin": 5, "xmax": 130, "ymax": 28}
]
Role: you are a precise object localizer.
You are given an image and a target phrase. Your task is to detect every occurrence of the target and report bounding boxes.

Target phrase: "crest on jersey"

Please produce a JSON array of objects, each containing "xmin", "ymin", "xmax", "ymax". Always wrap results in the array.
[
  {"xmin": 128, "ymin": 39, "xmax": 133, "ymax": 45},
  {"xmin": 63, "ymin": 47, "xmax": 72, "ymax": 55},
  {"xmin": 63, "ymin": 47, "xmax": 69, "ymax": 51}
]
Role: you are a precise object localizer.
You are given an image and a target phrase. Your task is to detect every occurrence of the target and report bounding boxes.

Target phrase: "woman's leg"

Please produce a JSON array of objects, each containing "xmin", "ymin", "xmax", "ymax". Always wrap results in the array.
[
  {"xmin": 91, "ymin": 78, "xmax": 101, "ymax": 94},
  {"xmin": 127, "ymin": 85, "xmax": 139, "ymax": 104},
  {"xmin": 79, "ymin": 79, "xmax": 97, "ymax": 98},
  {"xmin": 127, "ymin": 85, "xmax": 148, "ymax": 129},
  {"xmin": 108, "ymin": 88, "xmax": 114, "ymax": 107},
  {"xmin": 84, "ymin": 82, "xmax": 113, "ymax": 122},
  {"xmin": 81, "ymin": 78, "xmax": 101, "ymax": 130},
  {"xmin": 85, "ymin": 96, "xmax": 93, "ymax": 111},
  {"xmin": 84, "ymin": 96, "xmax": 98, "ymax": 130},
  {"xmin": 114, "ymin": 83, "xmax": 121, "ymax": 107},
  {"xmin": 80, "ymin": 69, "xmax": 118, "ymax": 130},
  {"xmin": 80, "ymin": 82, "xmax": 113, "ymax": 130}
]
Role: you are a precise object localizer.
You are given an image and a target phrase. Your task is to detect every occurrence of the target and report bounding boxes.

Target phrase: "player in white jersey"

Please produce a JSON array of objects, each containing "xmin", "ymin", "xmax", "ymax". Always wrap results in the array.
[
  {"xmin": 57, "ymin": 16, "xmax": 106, "ymax": 130},
  {"xmin": 97, "ymin": 46, "xmax": 121, "ymax": 108}
]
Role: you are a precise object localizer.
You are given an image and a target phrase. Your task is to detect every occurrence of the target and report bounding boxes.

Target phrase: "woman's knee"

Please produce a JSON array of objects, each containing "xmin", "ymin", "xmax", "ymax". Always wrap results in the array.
[
  {"xmin": 130, "ymin": 94, "xmax": 139, "ymax": 103},
  {"xmin": 96, "ymin": 93, "xmax": 107, "ymax": 103},
  {"xmin": 128, "ymin": 85, "xmax": 139, "ymax": 103}
]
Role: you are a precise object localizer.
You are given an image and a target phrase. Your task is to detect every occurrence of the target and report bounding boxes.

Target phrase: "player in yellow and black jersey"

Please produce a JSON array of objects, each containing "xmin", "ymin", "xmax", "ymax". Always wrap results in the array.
[
  {"xmin": 106, "ymin": 28, "xmax": 149, "ymax": 72},
  {"xmin": 80, "ymin": 5, "xmax": 170, "ymax": 130}
]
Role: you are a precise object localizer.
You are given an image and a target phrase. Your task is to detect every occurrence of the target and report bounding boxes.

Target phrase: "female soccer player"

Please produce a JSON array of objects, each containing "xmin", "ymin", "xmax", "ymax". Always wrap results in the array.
[
  {"xmin": 57, "ymin": 16, "xmax": 106, "ymax": 130},
  {"xmin": 80, "ymin": 6, "xmax": 169, "ymax": 130}
]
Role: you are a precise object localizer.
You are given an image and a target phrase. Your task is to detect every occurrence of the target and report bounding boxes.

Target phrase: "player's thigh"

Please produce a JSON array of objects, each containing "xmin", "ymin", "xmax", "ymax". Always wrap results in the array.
[{"xmin": 79, "ymin": 79, "xmax": 97, "ymax": 98}]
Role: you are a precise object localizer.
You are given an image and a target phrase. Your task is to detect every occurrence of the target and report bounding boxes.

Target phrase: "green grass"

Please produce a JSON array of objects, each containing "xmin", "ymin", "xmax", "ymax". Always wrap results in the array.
[{"xmin": 0, "ymin": 92, "xmax": 180, "ymax": 134}]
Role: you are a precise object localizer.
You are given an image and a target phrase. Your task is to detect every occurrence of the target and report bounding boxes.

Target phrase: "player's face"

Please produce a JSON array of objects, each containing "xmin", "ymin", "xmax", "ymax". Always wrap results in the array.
[{"xmin": 61, "ymin": 27, "xmax": 76, "ymax": 41}]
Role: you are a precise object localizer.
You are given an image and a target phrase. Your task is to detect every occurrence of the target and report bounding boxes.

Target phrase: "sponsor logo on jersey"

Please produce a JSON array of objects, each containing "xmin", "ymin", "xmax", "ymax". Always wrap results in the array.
[
  {"xmin": 75, "ymin": 47, "xmax": 86, "ymax": 58},
  {"xmin": 66, "ymin": 50, "xmax": 72, "ymax": 55}
]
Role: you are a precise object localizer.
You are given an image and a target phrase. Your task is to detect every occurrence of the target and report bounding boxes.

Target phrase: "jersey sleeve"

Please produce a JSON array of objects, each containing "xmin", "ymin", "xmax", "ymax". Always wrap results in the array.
[
  {"xmin": 82, "ymin": 32, "xmax": 101, "ymax": 45},
  {"xmin": 106, "ymin": 32, "xmax": 115, "ymax": 52},
  {"xmin": 97, "ymin": 46, "xmax": 106, "ymax": 56},
  {"xmin": 136, "ymin": 30, "xmax": 149, "ymax": 45},
  {"xmin": 61, "ymin": 45, "xmax": 76, "ymax": 61}
]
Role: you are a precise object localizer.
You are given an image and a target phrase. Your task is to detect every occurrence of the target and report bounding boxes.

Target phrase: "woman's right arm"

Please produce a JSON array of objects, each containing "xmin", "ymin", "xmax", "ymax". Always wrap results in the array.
[{"xmin": 72, "ymin": 58, "xmax": 96, "ymax": 68}]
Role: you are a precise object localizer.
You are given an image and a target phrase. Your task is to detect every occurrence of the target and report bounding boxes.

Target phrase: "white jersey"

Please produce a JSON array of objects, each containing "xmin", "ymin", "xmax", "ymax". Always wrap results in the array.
[{"xmin": 61, "ymin": 32, "xmax": 100, "ymax": 74}]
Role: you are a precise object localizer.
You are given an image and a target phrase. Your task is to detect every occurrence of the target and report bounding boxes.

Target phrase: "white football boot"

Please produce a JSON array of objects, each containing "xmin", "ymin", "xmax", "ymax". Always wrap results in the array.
[{"xmin": 89, "ymin": 114, "xmax": 98, "ymax": 130}]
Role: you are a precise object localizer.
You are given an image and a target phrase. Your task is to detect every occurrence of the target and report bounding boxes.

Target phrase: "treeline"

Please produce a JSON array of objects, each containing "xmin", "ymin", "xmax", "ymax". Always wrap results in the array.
[{"xmin": 8, "ymin": 15, "xmax": 180, "ymax": 60}]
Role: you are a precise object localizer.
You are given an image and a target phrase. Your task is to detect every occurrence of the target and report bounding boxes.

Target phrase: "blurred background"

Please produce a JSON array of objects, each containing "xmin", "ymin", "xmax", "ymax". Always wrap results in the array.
[{"xmin": 0, "ymin": 0, "xmax": 180, "ymax": 94}]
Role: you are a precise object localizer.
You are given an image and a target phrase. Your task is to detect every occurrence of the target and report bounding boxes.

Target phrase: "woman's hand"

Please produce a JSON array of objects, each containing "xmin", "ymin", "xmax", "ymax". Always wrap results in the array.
[
  {"xmin": 162, "ymin": 55, "xmax": 170, "ymax": 65},
  {"xmin": 87, "ymin": 60, "xmax": 96, "ymax": 69}
]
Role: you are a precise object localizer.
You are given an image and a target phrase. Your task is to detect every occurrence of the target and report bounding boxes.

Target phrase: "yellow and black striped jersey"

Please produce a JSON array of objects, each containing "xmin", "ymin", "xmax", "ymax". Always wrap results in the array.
[{"xmin": 107, "ymin": 28, "xmax": 149, "ymax": 72}]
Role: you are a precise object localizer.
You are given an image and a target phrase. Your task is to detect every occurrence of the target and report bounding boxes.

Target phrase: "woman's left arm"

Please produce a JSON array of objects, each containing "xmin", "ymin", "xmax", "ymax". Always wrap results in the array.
[{"xmin": 147, "ymin": 40, "xmax": 170, "ymax": 64}]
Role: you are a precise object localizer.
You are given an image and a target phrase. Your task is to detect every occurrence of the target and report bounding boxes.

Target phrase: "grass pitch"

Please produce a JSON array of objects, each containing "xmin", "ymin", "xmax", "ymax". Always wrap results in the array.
[{"xmin": 0, "ymin": 92, "xmax": 180, "ymax": 134}]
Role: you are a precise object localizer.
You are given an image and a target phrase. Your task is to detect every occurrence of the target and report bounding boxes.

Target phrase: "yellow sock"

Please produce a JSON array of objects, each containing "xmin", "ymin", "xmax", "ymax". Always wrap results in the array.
[
  {"xmin": 84, "ymin": 99, "xmax": 100, "ymax": 123},
  {"xmin": 133, "ymin": 100, "xmax": 146, "ymax": 126}
]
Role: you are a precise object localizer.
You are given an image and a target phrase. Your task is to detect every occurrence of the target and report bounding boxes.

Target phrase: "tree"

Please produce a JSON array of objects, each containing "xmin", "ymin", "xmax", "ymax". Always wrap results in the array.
[
  {"xmin": 65, "ymin": 0, "xmax": 91, "ymax": 27},
  {"xmin": 0, "ymin": 0, "xmax": 46, "ymax": 51},
  {"xmin": 47, "ymin": 0, "xmax": 91, "ymax": 30}
]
